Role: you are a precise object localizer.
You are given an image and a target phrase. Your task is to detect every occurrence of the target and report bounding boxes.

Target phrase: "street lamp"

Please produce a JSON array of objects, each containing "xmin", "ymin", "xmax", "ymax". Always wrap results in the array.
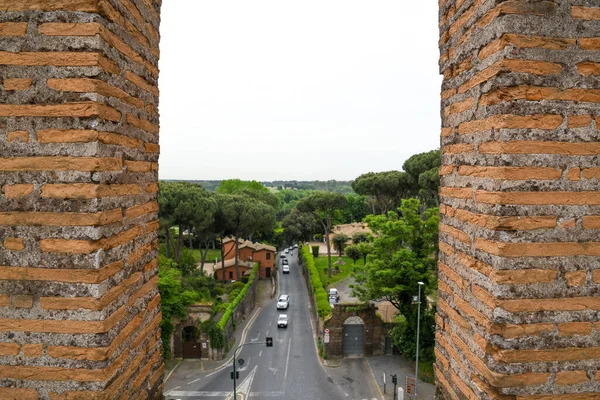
[{"xmin": 415, "ymin": 281, "xmax": 424, "ymax": 399}]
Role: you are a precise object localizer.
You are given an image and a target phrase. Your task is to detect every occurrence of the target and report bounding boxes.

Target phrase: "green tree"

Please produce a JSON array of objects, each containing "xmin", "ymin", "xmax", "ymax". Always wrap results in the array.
[
  {"xmin": 297, "ymin": 192, "xmax": 346, "ymax": 278},
  {"xmin": 352, "ymin": 198, "xmax": 439, "ymax": 315},
  {"xmin": 220, "ymin": 194, "xmax": 276, "ymax": 279},
  {"xmin": 402, "ymin": 149, "xmax": 441, "ymax": 207},
  {"xmin": 343, "ymin": 194, "xmax": 368, "ymax": 223},
  {"xmin": 282, "ymin": 209, "xmax": 318, "ymax": 245},
  {"xmin": 352, "ymin": 231, "xmax": 370, "ymax": 244},
  {"xmin": 356, "ymin": 241, "xmax": 373, "ymax": 264},
  {"xmin": 332, "ymin": 233, "xmax": 349, "ymax": 256},
  {"xmin": 158, "ymin": 255, "xmax": 200, "ymax": 358},
  {"xmin": 351, "ymin": 171, "xmax": 409, "ymax": 214},
  {"xmin": 344, "ymin": 244, "xmax": 362, "ymax": 264}
]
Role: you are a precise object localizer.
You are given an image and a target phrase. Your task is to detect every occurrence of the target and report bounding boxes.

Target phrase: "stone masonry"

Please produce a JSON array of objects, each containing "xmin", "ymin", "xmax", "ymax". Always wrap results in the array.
[
  {"xmin": 437, "ymin": 0, "xmax": 600, "ymax": 399},
  {"xmin": 0, "ymin": 0, "xmax": 163, "ymax": 398}
]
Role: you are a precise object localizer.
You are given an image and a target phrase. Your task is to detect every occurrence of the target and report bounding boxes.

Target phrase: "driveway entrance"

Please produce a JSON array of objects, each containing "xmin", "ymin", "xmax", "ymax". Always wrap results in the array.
[{"xmin": 343, "ymin": 316, "xmax": 365, "ymax": 356}]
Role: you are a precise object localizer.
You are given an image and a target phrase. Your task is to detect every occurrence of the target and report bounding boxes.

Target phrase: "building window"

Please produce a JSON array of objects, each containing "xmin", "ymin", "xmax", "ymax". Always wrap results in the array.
[
  {"xmin": 229, "ymin": 271, "xmax": 233, "ymax": 279},
  {"xmin": 266, "ymin": 252, "xmax": 271, "ymax": 260}
]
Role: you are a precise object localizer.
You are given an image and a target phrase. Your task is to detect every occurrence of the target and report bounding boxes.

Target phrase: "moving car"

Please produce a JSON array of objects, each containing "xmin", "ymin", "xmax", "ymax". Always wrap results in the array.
[
  {"xmin": 284, "ymin": 248, "xmax": 290, "ymax": 254},
  {"xmin": 282, "ymin": 265, "xmax": 290, "ymax": 274},
  {"xmin": 277, "ymin": 294, "xmax": 290, "ymax": 310},
  {"xmin": 280, "ymin": 251, "xmax": 286, "ymax": 258},
  {"xmin": 282, "ymin": 258, "xmax": 289, "ymax": 265},
  {"xmin": 329, "ymin": 295, "xmax": 337, "ymax": 306},
  {"xmin": 277, "ymin": 314, "xmax": 288, "ymax": 328},
  {"xmin": 293, "ymin": 244, "xmax": 298, "ymax": 248},
  {"xmin": 328, "ymin": 288, "xmax": 340, "ymax": 301}
]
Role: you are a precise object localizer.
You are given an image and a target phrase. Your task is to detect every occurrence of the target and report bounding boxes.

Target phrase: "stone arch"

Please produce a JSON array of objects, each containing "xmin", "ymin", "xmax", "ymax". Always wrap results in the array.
[{"xmin": 343, "ymin": 316, "xmax": 365, "ymax": 325}]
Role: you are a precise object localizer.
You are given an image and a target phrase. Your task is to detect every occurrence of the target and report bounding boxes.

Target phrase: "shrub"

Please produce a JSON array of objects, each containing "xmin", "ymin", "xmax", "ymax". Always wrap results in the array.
[
  {"xmin": 218, "ymin": 264, "xmax": 258, "ymax": 329},
  {"xmin": 231, "ymin": 281, "xmax": 245, "ymax": 291},
  {"xmin": 301, "ymin": 246, "xmax": 332, "ymax": 318},
  {"xmin": 311, "ymin": 245, "xmax": 320, "ymax": 258}
]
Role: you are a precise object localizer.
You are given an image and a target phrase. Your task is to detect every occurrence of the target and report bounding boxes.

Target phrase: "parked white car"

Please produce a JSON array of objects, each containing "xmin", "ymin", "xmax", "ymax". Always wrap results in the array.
[
  {"xmin": 328, "ymin": 288, "xmax": 340, "ymax": 301},
  {"xmin": 278, "ymin": 314, "xmax": 288, "ymax": 328},
  {"xmin": 277, "ymin": 294, "xmax": 290, "ymax": 310}
]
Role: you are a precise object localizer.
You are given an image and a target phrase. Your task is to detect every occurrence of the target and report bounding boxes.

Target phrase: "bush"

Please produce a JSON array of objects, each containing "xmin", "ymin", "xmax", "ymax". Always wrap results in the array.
[
  {"xmin": 311, "ymin": 245, "xmax": 320, "ymax": 258},
  {"xmin": 240, "ymin": 276, "xmax": 249, "ymax": 284},
  {"xmin": 231, "ymin": 281, "xmax": 245, "ymax": 291},
  {"xmin": 218, "ymin": 264, "xmax": 259, "ymax": 329},
  {"xmin": 301, "ymin": 246, "xmax": 331, "ymax": 318}
]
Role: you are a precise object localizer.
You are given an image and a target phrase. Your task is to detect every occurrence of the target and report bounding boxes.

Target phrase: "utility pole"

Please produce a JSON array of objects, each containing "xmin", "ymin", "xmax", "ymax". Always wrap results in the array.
[
  {"xmin": 231, "ymin": 337, "xmax": 273, "ymax": 399},
  {"xmin": 415, "ymin": 281, "xmax": 424, "ymax": 399}
]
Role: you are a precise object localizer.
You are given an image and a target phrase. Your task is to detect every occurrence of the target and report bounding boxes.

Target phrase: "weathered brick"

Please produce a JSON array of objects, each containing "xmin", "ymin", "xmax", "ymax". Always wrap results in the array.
[
  {"xmin": 499, "ymin": 297, "xmax": 600, "ymax": 313},
  {"xmin": 0, "ymin": 342, "xmax": 21, "ymax": 356},
  {"xmin": 4, "ymin": 237, "xmax": 24, "ymax": 251},
  {"xmin": 565, "ymin": 271, "xmax": 587, "ymax": 287},
  {"xmin": 0, "ymin": 388, "xmax": 38, "ymax": 400},
  {"xmin": 0, "ymin": 22, "xmax": 28, "ymax": 36},
  {"xmin": 0, "ymin": 209, "xmax": 122, "ymax": 226},
  {"xmin": 7, "ymin": 130, "xmax": 29, "ymax": 142},
  {"xmin": 4, "ymin": 78, "xmax": 32, "ymax": 90},
  {"xmin": 457, "ymin": 165, "xmax": 561, "ymax": 180},
  {"xmin": 454, "ymin": 209, "xmax": 556, "ymax": 231},
  {"xmin": 476, "ymin": 238, "xmax": 600, "ymax": 257},
  {"xmin": 0, "ymin": 51, "xmax": 120, "ymax": 74},
  {"xmin": 12, "ymin": 295, "xmax": 34, "ymax": 308},
  {"xmin": 480, "ymin": 140, "xmax": 600, "ymax": 155},
  {"xmin": 37, "ymin": 129, "xmax": 142, "ymax": 148},
  {"xmin": 0, "ymin": 260, "xmax": 123, "ymax": 283},
  {"xmin": 41, "ymin": 183, "xmax": 141, "ymax": 199},
  {"xmin": 4, "ymin": 183, "xmax": 34, "ymax": 198},
  {"xmin": 0, "ymin": 103, "xmax": 121, "ymax": 121},
  {"xmin": 572, "ymin": 6, "xmax": 600, "ymax": 21},
  {"xmin": 557, "ymin": 322, "xmax": 593, "ymax": 336},
  {"xmin": 23, "ymin": 344, "xmax": 43, "ymax": 357},
  {"xmin": 481, "ymin": 86, "xmax": 600, "ymax": 106},
  {"xmin": 476, "ymin": 191, "xmax": 600, "ymax": 205},
  {"xmin": 555, "ymin": 370, "xmax": 589, "ymax": 385},
  {"xmin": 0, "ymin": 157, "xmax": 122, "ymax": 172},
  {"xmin": 40, "ymin": 226, "xmax": 143, "ymax": 254},
  {"xmin": 458, "ymin": 114, "xmax": 562, "ymax": 134}
]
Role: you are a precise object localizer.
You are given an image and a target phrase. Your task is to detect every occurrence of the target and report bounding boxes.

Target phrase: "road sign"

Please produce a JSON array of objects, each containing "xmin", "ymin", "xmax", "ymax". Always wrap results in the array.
[
  {"xmin": 324, "ymin": 333, "xmax": 330, "ymax": 344},
  {"xmin": 324, "ymin": 328, "xmax": 330, "ymax": 334},
  {"xmin": 202, "ymin": 342, "xmax": 207, "ymax": 348},
  {"xmin": 406, "ymin": 376, "xmax": 416, "ymax": 395}
]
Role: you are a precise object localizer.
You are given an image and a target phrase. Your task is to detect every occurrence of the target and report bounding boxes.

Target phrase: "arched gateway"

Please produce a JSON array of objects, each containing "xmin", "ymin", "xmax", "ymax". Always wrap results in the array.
[{"xmin": 1, "ymin": 1, "xmax": 599, "ymax": 398}]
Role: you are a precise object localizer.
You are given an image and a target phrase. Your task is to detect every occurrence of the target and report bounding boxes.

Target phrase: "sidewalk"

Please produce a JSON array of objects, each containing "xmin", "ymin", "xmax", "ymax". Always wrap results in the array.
[
  {"xmin": 366, "ymin": 355, "xmax": 436, "ymax": 400},
  {"xmin": 164, "ymin": 279, "xmax": 273, "ymax": 382}
]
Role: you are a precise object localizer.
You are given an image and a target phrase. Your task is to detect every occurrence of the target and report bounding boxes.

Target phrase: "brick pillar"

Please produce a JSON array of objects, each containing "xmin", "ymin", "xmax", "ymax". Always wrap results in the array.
[
  {"xmin": 437, "ymin": 1, "xmax": 600, "ymax": 398},
  {"xmin": 1, "ymin": 1, "xmax": 163, "ymax": 398}
]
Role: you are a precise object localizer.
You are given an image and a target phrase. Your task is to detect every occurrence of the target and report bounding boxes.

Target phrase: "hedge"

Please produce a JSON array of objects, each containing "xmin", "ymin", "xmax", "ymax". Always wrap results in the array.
[
  {"xmin": 300, "ymin": 246, "xmax": 332, "ymax": 318},
  {"xmin": 218, "ymin": 263, "xmax": 259, "ymax": 330}
]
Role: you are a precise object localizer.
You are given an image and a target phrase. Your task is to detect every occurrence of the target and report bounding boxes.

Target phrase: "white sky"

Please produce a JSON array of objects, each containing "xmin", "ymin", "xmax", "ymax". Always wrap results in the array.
[{"xmin": 158, "ymin": 1, "xmax": 441, "ymax": 181}]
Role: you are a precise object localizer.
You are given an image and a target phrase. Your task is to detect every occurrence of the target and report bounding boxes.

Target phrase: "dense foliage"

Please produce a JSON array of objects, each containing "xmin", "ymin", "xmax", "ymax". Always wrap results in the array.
[
  {"xmin": 218, "ymin": 263, "xmax": 259, "ymax": 329},
  {"xmin": 300, "ymin": 246, "xmax": 332, "ymax": 318}
]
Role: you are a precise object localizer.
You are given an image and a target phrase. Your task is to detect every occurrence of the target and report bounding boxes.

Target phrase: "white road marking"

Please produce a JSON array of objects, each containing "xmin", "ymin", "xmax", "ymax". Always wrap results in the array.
[
  {"xmin": 248, "ymin": 392, "xmax": 284, "ymax": 397},
  {"xmin": 165, "ymin": 391, "xmax": 229, "ymax": 397},
  {"xmin": 284, "ymin": 338, "xmax": 292, "ymax": 390},
  {"xmin": 259, "ymin": 350, "xmax": 262, "ymax": 357},
  {"xmin": 186, "ymin": 378, "xmax": 201, "ymax": 385},
  {"xmin": 205, "ymin": 307, "xmax": 261, "ymax": 378},
  {"xmin": 265, "ymin": 330, "xmax": 269, "ymax": 336}
]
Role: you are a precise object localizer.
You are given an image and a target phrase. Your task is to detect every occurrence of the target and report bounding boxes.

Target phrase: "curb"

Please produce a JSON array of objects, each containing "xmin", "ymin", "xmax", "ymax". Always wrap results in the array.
[
  {"xmin": 163, "ymin": 359, "xmax": 182, "ymax": 383},
  {"xmin": 365, "ymin": 358, "xmax": 385, "ymax": 400}
]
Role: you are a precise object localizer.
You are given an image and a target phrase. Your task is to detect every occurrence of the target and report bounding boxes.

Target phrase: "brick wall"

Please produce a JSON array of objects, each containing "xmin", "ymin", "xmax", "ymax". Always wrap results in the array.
[
  {"xmin": 437, "ymin": 0, "xmax": 600, "ymax": 398},
  {"xmin": 0, "ymin": 0, "xmax": 163, "ymax": 398}
]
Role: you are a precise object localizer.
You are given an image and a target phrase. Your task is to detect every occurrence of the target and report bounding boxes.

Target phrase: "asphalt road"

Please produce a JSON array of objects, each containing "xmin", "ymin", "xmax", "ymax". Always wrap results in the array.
[{"xmin": 164, "ymin": 251, "xmax": 358, "ymax": 400}]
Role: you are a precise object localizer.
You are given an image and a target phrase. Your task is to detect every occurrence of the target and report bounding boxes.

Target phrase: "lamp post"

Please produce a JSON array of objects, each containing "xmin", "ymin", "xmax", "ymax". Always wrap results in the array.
[{"xmin": 415, "ymin": 281, "xmax": 424, "ymax": 399}]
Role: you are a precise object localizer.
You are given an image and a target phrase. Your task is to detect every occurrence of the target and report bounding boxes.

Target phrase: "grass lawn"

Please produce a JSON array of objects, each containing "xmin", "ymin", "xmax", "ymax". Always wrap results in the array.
[
  {"xmin": 191, "ymin": 248, "xmax": 222, "ymax": 263},
  {"xmin": 313, "ymin": 254, "xmax": 364, "ymax": 288}
]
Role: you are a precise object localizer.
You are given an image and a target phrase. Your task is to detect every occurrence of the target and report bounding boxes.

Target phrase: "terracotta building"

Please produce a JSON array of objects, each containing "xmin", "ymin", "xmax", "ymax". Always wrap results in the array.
[{"xmin": 221, "ymin": 238, "xmax": 276, "ymax": 279}]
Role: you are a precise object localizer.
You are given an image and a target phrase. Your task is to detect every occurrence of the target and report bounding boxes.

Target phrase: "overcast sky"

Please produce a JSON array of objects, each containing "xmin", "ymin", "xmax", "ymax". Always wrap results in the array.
[{"xmin": 158, "ymin": 1, "xmax": 441, "ymax": 181}]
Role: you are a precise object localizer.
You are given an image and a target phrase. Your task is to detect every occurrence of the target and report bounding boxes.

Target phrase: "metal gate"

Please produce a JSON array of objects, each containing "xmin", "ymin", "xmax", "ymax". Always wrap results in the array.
[
  {"xmin": 182, "ymin": 340, "xmax": 202, "ymax": 358},
  {"xmin": 182, "ymin": 326, "xmax": 202, "ymax": 358},
  {"xmin": 343, "ymin": 316, "xmax": 365, "ymax": 356}
]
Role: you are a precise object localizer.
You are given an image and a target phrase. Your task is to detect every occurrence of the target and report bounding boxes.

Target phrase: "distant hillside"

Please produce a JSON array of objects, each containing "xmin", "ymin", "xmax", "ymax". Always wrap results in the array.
[{"xmin": 165, "ymin": 180, "xmax": 355, "ymax": 194}]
